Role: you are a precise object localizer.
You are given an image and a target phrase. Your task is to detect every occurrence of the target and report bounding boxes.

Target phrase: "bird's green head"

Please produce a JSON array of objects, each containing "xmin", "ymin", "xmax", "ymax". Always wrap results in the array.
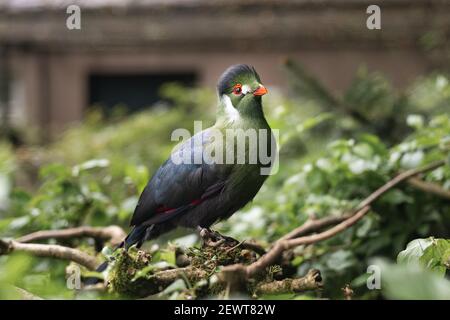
[{"xmin": 217, "ymin": 64, "xmax": 268, "ymax": 120}]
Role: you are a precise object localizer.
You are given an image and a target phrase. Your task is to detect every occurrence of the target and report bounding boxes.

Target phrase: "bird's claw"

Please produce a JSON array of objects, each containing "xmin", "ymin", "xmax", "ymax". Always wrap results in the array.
[
  {"xmin": 198, "ymin": 227, "xmax": 210, "ymax": 240},
  {"xmin": 197, "ymin": 227, "xmax": 239, "ymax": 247}
]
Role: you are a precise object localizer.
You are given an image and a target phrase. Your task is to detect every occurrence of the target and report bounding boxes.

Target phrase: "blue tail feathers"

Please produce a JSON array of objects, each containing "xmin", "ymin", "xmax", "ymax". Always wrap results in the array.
[
  {"xmin": 84, "ymin": 261, "xmax": 109, "ymax": 285},
  {"xmin": 124, "ymin": 225, "xmax": 149, "ymax": 249}
]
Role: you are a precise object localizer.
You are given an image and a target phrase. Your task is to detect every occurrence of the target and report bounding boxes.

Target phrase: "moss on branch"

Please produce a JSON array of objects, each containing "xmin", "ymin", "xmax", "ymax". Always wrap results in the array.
[{"xmin": 106, "ymin": 241, "xmax": 322, "ymax": 298}]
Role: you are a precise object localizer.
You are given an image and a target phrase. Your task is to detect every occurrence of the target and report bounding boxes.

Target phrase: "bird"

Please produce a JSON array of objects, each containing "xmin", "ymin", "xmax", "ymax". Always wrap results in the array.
[{"xmin": 88, "ymin": 64, "xmax": 275, "ymax": 281}]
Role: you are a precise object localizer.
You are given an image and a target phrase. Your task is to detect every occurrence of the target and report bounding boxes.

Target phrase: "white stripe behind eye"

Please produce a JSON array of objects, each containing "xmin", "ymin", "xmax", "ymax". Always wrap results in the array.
[
  {"xmin": 222, "ymin": 94, "xmax": 240, "ymax": 122},
  {"xmin": 242, "ymin": 84, "xmax": 251, "ymax": 94}
]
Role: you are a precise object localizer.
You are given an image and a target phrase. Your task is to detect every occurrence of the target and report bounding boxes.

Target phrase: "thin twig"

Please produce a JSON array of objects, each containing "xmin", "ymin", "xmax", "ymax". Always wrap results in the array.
[
  {"xmin": 407, "ymin": 177, "xmax": 450, "ymax": 200},
  {"xmin": 16, "ymin": 225, "xmax": 126, "ymax": 246},
  {"xmin": 279, "ymin": 214, "xmax": 351, "ymax": 242},
  {"xmin": 0, "ymin": 239, "xmax": 100, "ymax": 270},
  {"xmin": 285, "ymin": 206, "xmax": 371, "ymax": 248},
  {"xmin": 354, "ymin": 160, "xmax": 445, "ymax": 210}
]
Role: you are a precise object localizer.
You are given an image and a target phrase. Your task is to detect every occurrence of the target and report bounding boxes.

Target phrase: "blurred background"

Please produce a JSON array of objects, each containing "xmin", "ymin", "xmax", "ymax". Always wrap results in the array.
[
  {"xmin": 0, "ymin": 0, "xmax": 448, "ymax": 138},
  {"xmin": 0, "ymin": 0, "xmax": 449, "ymax": 300}
]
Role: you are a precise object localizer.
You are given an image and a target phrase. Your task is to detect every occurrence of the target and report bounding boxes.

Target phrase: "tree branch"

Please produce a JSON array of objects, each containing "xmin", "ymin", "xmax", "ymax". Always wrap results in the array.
[
  {"xmin": 278, "ymin": 214, "xmax": 351, "ymax": 242},
  {"xmin": 221, "ymin": 159, "xmax": 446, "ymax": 279},
  {"xmin": 16, "ymin": 225, "xmax": 126, "ymax": 246},
  {"xmin": 0, "ymin": 239, "xmax": 100, "ymax": 270},
  {"xmin": 407, "ymin": 177, "xmax": 450, "ymax": 200},
  {"xmin": 354, "ymin": 160, "xmax": 445, "ymax": 210},
  {"xmin": 110, "ymin": 265, "xmax": 210, "ymax": 297},
  {"xmin": 254, "ymin": 269, "xmax": 322, "ymax": 295},
  {"xmin": 3, "ymin": 160, "xmax": 445, "ymax": 298},
  {"xmin": 241, "ymin": 206, "xmax": 371, "ymax": 278},
  {"xmin": 115, "ymin": 265, "xmax": 322, "ymax": 297}
]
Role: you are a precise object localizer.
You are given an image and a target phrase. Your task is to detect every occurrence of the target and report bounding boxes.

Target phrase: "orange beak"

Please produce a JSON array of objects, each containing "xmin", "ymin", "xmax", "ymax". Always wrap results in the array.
[{"xmin": 253, "ymin": 85, "xmax": 268, "ymax": 96}]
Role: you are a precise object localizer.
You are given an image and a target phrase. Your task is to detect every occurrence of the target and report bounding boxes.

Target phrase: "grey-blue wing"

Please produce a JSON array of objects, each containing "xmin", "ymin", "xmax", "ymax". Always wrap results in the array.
[{"xmin": 129, "ymin": 130, "xmax": 228, "ymax": 227}]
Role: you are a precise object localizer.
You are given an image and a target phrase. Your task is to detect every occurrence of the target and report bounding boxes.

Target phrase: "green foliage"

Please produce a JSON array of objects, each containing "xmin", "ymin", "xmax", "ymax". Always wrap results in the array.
[
  {"xmin": 3, "ymin": 159, "xmax": 140, "ymax": 236},
  {"xmin": 283, "ymin": 60, "xmax": 450, "ymax": 143},
  {"xmin": 385, "ymin": 235, "xmax": 450, "ymax": 299},
  {"xmin": 45, "ymin": 85, "xmax": 215, "ymax": 176},
  {"xmin": 398, "ymin": 238, "xmax": 450, "ymax": 276},
  {"xmin": 221, "ymin": 113, "xmax": 450, "ymax": 298},
  {"xmin": 374, "ymin": 258, "xmax": 450, "ymax": 300},
  {"xmin": 0, "ymin": 69, "xmax": 449, "ymax": 299},
  {"xmin": 108, "ymin": 247, "xmax": 153, "ymax": 296},
  {"xmin": 2, "ymin": 85, "xmax": 215, "ymax": 235},
  {"xmin": 0, "ymin": 254, "xmax": 33, "ymax": 299}
]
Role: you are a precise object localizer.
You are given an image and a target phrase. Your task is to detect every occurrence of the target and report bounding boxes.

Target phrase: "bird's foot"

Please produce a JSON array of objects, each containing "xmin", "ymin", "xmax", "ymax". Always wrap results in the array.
[{"xmin": 197, "ymin": 227, "xmax": 239, "ymax": 248}]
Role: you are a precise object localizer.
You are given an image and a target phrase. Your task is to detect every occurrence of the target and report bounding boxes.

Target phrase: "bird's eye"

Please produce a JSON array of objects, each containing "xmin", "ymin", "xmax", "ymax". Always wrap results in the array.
[{"xmin": 232, "ymin": 84, "xmax": 242, "ymax": 95}]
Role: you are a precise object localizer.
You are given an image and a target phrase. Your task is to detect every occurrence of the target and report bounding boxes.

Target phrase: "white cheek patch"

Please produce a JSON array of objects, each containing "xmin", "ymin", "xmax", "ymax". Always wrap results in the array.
[
  {"xmin": 242, "ymin": 84, "xmax": 251, "ymax": 94},
  {"xmin": 222, "ymin": 94, "xmax": 240, "ymax": 122}
]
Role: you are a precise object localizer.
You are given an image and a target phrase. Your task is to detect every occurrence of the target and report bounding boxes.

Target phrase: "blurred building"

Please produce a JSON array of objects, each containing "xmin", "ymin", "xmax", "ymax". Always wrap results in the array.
[{"xmin": 0, "ymin": 0, "xmax": 449, "ymax": 138}]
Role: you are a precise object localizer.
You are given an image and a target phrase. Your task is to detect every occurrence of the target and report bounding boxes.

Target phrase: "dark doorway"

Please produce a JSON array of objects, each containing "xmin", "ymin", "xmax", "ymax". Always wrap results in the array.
[{"xmin": 88, "ymin": 72, "xmax": 197, "ymax": 114}]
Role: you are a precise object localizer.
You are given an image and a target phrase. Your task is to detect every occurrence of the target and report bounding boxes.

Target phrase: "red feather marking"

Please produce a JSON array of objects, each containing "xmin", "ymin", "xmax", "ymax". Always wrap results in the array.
[
  {"xmin": 156, "ymin": 205, "xmax": 174, "ymax": 213},
  {"xmin": 190, "ymin": 199, "xmax": 202, "ymax": 206},
  {"xmin": 155, "ymin": 199, "xmax": 202, "ymax": 214}
]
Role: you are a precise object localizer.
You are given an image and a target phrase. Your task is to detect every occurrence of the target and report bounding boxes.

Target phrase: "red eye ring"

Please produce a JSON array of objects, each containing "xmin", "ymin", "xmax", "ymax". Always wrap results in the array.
[{"xmin": 232, "ymin": 84, "xmax": 242, "ymax": 95}]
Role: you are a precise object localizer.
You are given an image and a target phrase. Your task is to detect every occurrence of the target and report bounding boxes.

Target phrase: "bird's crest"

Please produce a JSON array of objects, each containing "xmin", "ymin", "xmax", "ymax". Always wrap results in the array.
[{"xmin": 217, "ymin": 64, "xmax": 260, "ymax": 95}]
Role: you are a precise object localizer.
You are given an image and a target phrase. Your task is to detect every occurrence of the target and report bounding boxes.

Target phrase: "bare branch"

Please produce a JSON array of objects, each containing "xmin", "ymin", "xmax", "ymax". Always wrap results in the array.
[
  {"xmin": 284, "ymin": 206, "xmax": 371, "ymax": 248},
  {"xmin": 3, "ymin": 160, "xmax": 445, "ymax": 298},
  {"xmin": 279, "ymin": 214, "xmax": 351, "ymax": 242},
  {"xmin": 150, "ymin": 267, "xmax": 209, "ymax": 286},
  {"xmin": 281, "ymin": 161, "xmax": 448, "ymax": 242},
  {"xmin": 243, "ymin": 206, "xmax": 371, "ymax": 277},
  {"xmin": 127, "ymin": 266, "xmax": 322, "ymax": 297},
  {"xmin": 407, "ymin": 177, "xmax": 450, "ymax": 200},
  {"xmin": 16, "ymin": 225, "xmax": 126, "ymax": 246},
  {"xmin": 254, "ymin": 269, "xmax": 322, "ymax": 295},
  {"xmin": 110, "ymin": 266, "xmax": 210, "ymax": 297},
  {"xmin": 0, "ymin": 239, "xmax": 100, "ymax": 270},
  {"xmin": 355, "ymin": 160, "xmax": 445, "ymax": 210}
]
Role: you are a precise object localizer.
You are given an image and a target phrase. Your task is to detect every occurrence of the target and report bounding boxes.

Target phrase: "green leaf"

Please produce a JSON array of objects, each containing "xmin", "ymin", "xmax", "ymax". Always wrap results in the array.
[
  {"xmin": 397, "ymin": 238, "xmax": 434, "ymax": 264},
  {"xmin": 397, "ymin": 238, "xmax": 450, "ymax": 276},
  {"xmin": 159, "ymin": 249, "xmax": 176, "ymax": 265},
  {"xmin": 419, "ymin": 239, "xmax": 450, "ymax": 276},
  {"xmin": 374, "ymin": 258, "xmax": 450, "ymax": 300}
]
